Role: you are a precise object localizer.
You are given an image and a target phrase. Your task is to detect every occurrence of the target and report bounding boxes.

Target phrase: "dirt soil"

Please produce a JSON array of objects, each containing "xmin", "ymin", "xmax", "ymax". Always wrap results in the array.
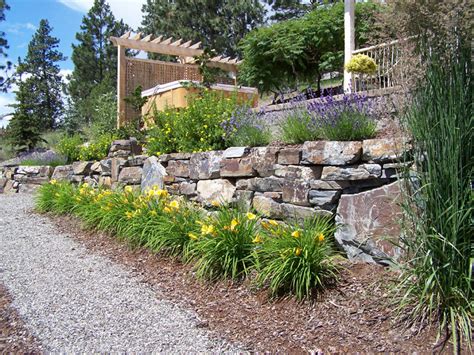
[
  {"xmin": 0, "ymin": 284, "xmax": 41, "ymax": 353},
  {"xmin": 50, "ymin": 214, "xmax": 445, "ymax": 353}
]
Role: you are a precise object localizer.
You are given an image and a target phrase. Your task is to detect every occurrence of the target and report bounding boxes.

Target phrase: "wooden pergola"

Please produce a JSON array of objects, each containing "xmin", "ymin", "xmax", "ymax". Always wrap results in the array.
[{"xmin": 110, "ymin": 32, "xmax": 242, "ymax": 127}]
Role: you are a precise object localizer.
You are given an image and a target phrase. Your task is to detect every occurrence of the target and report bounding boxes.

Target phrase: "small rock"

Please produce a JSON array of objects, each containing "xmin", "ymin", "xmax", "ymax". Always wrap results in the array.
[
  {"xmin": 321, "ymin": 164, "xmax": 382, "ymax": 180},
  {"xmin": 302, "ymin": 141, "xmax": 362, "ymax": 166},
  {"xmin": 166, "ymin": 160, "xmax": 190, "ymax": 178},
  {"xmin": 220, "ymin": 157, "xmax": 256, "ymax": 178},
  {"xmin": 277, "ymin": 148, "xmax": 301, "ymax": 165},
  {"xmin": 282, "ymin": 180, "xmax": 310, "ymax": 206},
  {"xmin": 252, "ymin": 195, "xmax": 283, "ymax": 219},
  {"xmin": 196, "ymin": 179, "xmax": 236, "ymax": 204},
  {"xmin": 118, "ymin": 166, "xmax": 142, "ymax": 184},
  {"xmin": 72, "ymin": 161, "xmax": 93, "ymax": 175},
  {"xmin": 223, "ymin": 146, "xmax": 249, "ymax": 159}
]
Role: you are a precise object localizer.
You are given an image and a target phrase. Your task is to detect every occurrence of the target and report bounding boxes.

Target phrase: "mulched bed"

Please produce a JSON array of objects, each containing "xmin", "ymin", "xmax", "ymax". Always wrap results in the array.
[
  {"xmin": 51, "ymin": 214, "xmax": 444, "ymax": 353},
  {"xmin": 0, "ymin": 284, "xmax": 41, "ymax": 354}
]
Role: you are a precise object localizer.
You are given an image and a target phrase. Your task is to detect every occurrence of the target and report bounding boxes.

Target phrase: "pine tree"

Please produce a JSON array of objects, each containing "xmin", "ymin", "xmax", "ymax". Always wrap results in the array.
[
  {"xmin": 0, "ymin": 0, "xmax": 12, "ymax": 92},
  {"xmin": 68, "ymin": 0, "xmax": 130, "ymax": 125},
  {"xmin": 140, "ymin": 0, "xmax": 265, "ymax": 58},
  {"xmin": 12, "ymin": 19, "xmax": 65, "ymax": 131}
]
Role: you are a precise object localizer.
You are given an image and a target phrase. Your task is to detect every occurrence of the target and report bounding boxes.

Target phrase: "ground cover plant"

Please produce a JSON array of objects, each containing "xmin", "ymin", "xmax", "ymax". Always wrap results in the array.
[{"xmin": 35, "ymin": 180, "xmax": 340, "ymax": 300}]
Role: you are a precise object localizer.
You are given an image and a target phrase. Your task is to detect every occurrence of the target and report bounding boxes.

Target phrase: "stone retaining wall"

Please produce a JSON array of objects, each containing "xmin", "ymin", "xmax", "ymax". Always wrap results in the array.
[{"xmin": 0, "ymin": 137, "xmax": 409, "ymax": 265}]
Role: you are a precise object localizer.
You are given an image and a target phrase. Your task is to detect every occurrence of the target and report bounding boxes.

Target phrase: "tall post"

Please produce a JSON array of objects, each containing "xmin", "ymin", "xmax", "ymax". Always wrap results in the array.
[
  {"xmin": 344, "ymin": 0, "xmax": 355, "ymax": 93},
  {"xmin": 117, "ymin": 45, "xmax": 126, "ymax": 128}
]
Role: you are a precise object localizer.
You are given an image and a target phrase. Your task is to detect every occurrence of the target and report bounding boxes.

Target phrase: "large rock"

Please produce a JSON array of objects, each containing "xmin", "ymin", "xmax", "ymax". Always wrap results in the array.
[
  {"xmin": 282, "ymin": 180, "xmax": 310, "ymax": 206},
  {"xmin": 141, "ymin": 156, "xmax": 167, "ymax": 191},
  {"xmin": 335, "ymin": 181, "xmax": 403, "ymax": 265},
  {"xmin": 321, "ymin": 164, "xmax": 381, "ymax": 180},
  {"xmin": 278, "ymin": 148, "xmax": 301, "ymax": 165},
  {"xmin": 362, "ymin": 138, "xmax": 408, "ymax": 163},
  {"xmin": 237, "ymin": 176, "xmax": 284, "ymax": 192},
  {"xmin": 220, "ymin": 157, "xmax": 256, "ymax": 177},
  {"xmin": 127, "ymin": 155, "xmax": 148, "ymax": 167},
  {"xmin": 196, "ymin": 179, "xmax": 236, "ymax": 204},
  {"xmin": 308, "ymin": 190, "xmax": 341, "ymax": 209},
  {"xmin": 118, "ymin": 166, "xmax": 142, "ymax": 184},
  {"xmin": 223, "ymin": 146, "xmax": 249, "ymax": 158},
  {"xmin": 99, "ymin": 158, "xmax": 112, "ymax": 175},
  {"xmin": 252, "ymin": 195, "xmax": 284, "ymax": 219},
  {"xmin": 166, "ymin": 160, "xmax": 190, "ymax": 178},
  {"xmin": 250, "ymin": 147, "xmax": 279, "ymax": 177},
  {"xmin": 13, "ymin": 175, "xmax": 49, "ymax": 185},
  {"xmin": 189, "ymin": 151, "xmax": 223, "ymax": 180},
  {"xmin": 111, "ymin": 157, "xmax": 127, "ymax": 182},
  {"xmin": 274, "ymin": 164, "xmax": 322, "ymax": 180},
  {"xmin": 72, "ymin": 161, "xmax": 93, "ymax": 175},
  {"xmin": 281, "ymin": 203, "xmax": 332, "ymax": 221},
  {"xmin": 302, "ymin": 141, "xmax": 362, "ymax": 166},
  {"xmin": 232, "ymin": 190, "xmax": 254, "ymax": 211},
  {"xmin": 51, "ymin": 165, "xmax": 73, "ymax": 181}
]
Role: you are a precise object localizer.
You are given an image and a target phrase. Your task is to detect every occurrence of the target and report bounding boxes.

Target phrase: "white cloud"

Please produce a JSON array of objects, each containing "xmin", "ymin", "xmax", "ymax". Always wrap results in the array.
[
  {"xmin": 58, "ymin": 0, "xmax": 146, "ymax": 30},
  {"xmin": 0, "ymin": 93, "xmax": 14, "ymax": 128},
  {"xmin": 5, "ymin": 22, "xmax": 37, "ymax": 35}
]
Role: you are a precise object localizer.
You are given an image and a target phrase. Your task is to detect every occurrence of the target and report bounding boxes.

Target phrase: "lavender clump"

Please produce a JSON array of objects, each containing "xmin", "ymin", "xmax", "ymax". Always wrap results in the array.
[{"xmin": 221, "ymin": 106, "xmax": 266, "ymax": 140}]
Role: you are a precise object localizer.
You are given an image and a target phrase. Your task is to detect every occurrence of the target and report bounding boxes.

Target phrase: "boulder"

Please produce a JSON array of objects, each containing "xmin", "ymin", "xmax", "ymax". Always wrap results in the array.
[
  {"xmin": 252, "ymin": 195, "xmax": 284, "ymax": 219},
  {"xmin": 302, "ymin": 141, "xmax": 362, "ymax": 166},
  {"xmin": 308, "ymin": 190, "xmax": 341, "ymax": 209},
  {"xmin": 118, "ymin": 166, "xmax": 142, "ymax": 184},
  {"xmin": 109, "ymin": 139, "xmax": 131, "ymax": 152},
  {"xmin": 263, "ymin": 191, "xmax": 283, "ymax": 202},
  {"xmin": 220, "ymin": 157, "xmax": 256, "ymax": 177},
  {"xmin": 362, "ymin": 138, "xmax": 408, "ymax": 163},
  {"xmin": 166, "ymin": 160, "xmax": 190, "ymax": 178},
  {"xmin": 274, "ymin": 164, "xmax": 322, "ymax": 180},
  {"xmin": 282, "ymin": 180, "xmax": 310, "ymax": 206},
  {"xmin": 141, "ymin": 156, "xmax": 167, "ymax": 192},
  {"xmin": 13, "ymin": 175, "xmax": 49, "ymax": 184},
  {"xmin": 189, "ymin": 151, "xmax": 223, "ymax": 180},
  {"xmin": 250, "ymin": 147, "xmax": 279, "ymax": 177},
  {"xmin": 127, "ymin": 155, "xmax": 148, "ymax": 167},
  {"xmin": 278, "ymin": 148, "xmax": 301, "ymax": 165},
  {"xmin": 196, "ymin": 179, "xmax": 236, "ymax": 204},
  {"xmin": 335, "ymin": 181, "xmax": 403, "ymax": 265},
  {"xmin": 51, "ymin": 165, "xmax": 73, "ymax": 181},
  {"xmin": 321, "ymin": 164, "xmax": 381, "ymax": 180},
  {"xmin": 4, "ymin": 180, "xmax": 18, "ymax": 193},
  {"xmin": 223, "ymin": 146, "xmax": 249, "ymax": 158},
  {"xmin": 99, "ymin": 176, "xmax": 112, "ymax": 188},
  {"xmin": 72, "ymin": 161, "xmax": 93, "ymax": 175}
]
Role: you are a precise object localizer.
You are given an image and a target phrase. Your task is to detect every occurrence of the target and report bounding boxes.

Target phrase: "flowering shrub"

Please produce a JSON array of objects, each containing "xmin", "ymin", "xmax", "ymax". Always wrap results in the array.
[
  {"xmin": 36, "ymin": 181, "xmax": 340, "ymax": 298},
  {"xmin": 56, "ymin": 133, "xmax": 116, "ymax": 163},
  {"xmin": 345, "ymin": 54, "xmax": 377, "ymax": 75},
  {"xmin": 145, "ymin": 90, "xmax": 240, "ymax": 155},
  {"xmin": 221, "ymin": 106, "xmax": 271, "ymax": 147}
]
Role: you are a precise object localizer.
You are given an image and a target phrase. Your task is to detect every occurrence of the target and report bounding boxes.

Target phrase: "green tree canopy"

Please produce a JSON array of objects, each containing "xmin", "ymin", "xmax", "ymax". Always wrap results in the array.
[
  {"xmin": 239, "ymin": 1, "xmax": 380, "ymax": 94},
  {"xmin": 140, "ymin": 0, "xmax": 265, "ymax": 58},
  {"xmin": 0, "ymin": 0, "xmax": 11, "ymax": 92},
  {"xmin": 68, "ymin": 0, "xmax": 129, "ymax": 124},
  {"xmin": 8, "ymin": 19, "xmax": 65, "ymax": 151}
]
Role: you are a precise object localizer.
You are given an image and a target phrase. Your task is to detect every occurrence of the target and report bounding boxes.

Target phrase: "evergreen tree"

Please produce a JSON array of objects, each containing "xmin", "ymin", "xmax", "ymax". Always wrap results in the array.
[
  {"xmin": 68, "ymin": 0, "xmax": 130, "ymax": 125},
  {"xmin": 0, "ymin": 0, "xmax": 11, "ymax": 92},
  {"xmin": 12, "ymin": 19, "xmax": 65, "ymax": 131},
  {"xmin": 140, "ymin": 0, "xmax": 265, "ymax": 58}
]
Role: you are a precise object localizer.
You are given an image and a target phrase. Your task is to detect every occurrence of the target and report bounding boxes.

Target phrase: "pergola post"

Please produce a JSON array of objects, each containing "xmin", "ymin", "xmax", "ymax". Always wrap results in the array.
[
  {"xmin": 343, "ymin": 0, "xmax": 355, "ymax": 93},
  {"xmin": 117, "ymin": 45, "xmax": 126, "ymax": 128}
]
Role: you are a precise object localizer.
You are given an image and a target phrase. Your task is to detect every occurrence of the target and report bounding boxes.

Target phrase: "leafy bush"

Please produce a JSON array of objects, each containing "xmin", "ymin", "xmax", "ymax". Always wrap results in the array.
[
  {"xmin": 397, "ymin": 43, "xmax": 472, "ymax": 350},
  {"xmin": 221, "ymin": 106, "xmax": 271, "ymax": 147},
  {"xmin": 146, "ymin": 90, "xmax": 240, "ymax": 155},
  {"xmin": 280, "ymin": 108, "xmax": 320, "ymax": 144},
  {"xmin": 239, "ymin": 2, "xmax": 380, "ymax": 94},
  {"xmin": 255, "ymin": 217, "xmax": 338, "ymax": 300},
  {"xmin": 56, "ymin": 133, "xmax": 115, "ymax": 163},
  {"xmin": 189, "ymin": 207, "xmax": 261, "ymax": 281},
  {"xmin": 89, "ymin": 92, "xmax": 117, "ymax": 138},
  {"xmin": 55, "ymin": 134, "xmax": 82, "ymax": 163}
]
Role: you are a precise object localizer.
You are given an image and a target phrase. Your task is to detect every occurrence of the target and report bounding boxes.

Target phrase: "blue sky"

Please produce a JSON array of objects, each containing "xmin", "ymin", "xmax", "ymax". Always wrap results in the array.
[{"xmin": 0, "ymin": 0, "xmax": 146, "ymax": 127}]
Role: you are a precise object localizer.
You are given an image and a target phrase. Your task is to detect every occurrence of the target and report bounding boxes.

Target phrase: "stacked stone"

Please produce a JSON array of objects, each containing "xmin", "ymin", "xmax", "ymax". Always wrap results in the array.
[{"xmin": 0, "ymin": 165, "xmax": 53, "ymax": 193}]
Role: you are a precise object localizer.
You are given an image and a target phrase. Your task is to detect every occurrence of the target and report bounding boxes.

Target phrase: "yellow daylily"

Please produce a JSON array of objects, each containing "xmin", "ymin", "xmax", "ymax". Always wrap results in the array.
[
  {"xmin": 125, "ymin": 211, "xmax": 134, "ymax": 219},
  {"xmin": 317, "ymin": 233, "xmax": 325, "ymax": 242},
  {"xmin": 50, "ymin": 179, "xmax": 57, "ymax": 185},
  {"xmin": 201, "ymin": 224, "xmax": 215, "ymax": 236},
  {"xmin": 252, "ymin": 234, "xmax": 263, "ymax": 244},
  {"xmin": 169, "ymin": 200, "xmax": 179, "ymax": 209},
  {"xmin": 124, "ymin": 186, "xmax": 133, "ymax": 193},
  {"xmin": 163, "ymin": 206, "xmax": 171, "ymax": 213},
  {"xmin": 149, "ymin": 210, "xmax": 158, "ymax": 216},
  {"xmin": 268, "ymin": 220, "xmax": 278, "ymax": 226},
  {"xmin": 294, "ymin": 247, "xmax": 302, "ymax": 256},
  {"xmin": 188, "ymin": 233, "xmax": 198, "ymax": 240},
  {"xmin": 230, "ymin": 218, "xmax": 239, "ymax": 231},
  {"xmin": 291, "ymin": 230, "xmax": 301, "ymax": 239},
  {"xmin": 246, "ymin": 212, "xmax": 257, "ymax": 220},
  {"xmin": 211, "ymin": 200, "xmax": 220, "ymax": 207}
]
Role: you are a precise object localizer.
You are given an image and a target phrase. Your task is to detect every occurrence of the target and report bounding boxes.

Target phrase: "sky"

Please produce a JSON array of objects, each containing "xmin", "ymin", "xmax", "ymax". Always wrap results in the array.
[{"xmin": 0, "ymin": 0, "xmax": 147, "ymax": 127}]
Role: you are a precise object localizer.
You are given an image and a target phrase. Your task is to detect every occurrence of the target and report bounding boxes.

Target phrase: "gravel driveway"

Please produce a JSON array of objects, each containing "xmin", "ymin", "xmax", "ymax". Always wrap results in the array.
[{"xmin": 0, "ymin": 193, "xmax": 234, "ymax": 352}]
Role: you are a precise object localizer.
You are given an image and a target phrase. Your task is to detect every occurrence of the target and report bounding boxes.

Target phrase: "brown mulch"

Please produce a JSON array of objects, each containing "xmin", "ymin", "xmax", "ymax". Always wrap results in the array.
[
  {"xmin": 50, "ymin": 214, "xmax": 444, "ymax": 353},
  {"xmin": 0, "ymin": 284, "xmax": 41, "ymax": 354}
]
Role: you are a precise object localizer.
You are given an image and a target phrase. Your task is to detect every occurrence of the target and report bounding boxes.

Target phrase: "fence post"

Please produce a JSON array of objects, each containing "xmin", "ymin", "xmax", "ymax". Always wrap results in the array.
[
  {"xmin": 117, "ymin": 45, "xmax": 126, "ymax": 129},
  {"xmin": 343, "ymin": 0, "xmax": 355, "ymax": 93}
]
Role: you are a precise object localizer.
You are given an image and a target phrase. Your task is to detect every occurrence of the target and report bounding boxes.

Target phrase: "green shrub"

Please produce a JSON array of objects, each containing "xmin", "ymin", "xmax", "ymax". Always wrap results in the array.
[
  {"xmin": 255, "ymin": 217, "xmax": 339, "ymax": 300},
  {"xmin": 222, "ymin": 106, "xmax": 272, "ymax": 147},
  {"xmin": 145, "ymin": 89, "xmax": 240, "ymax": 155},
  {"xmin": 280, "ymin": 109, "xmax": 320, "ymax": 144},
  {"xmin": 189, "ymin": 208, "xmax": 261, "ymax": 281},
  {"xmin": 78, "ymin": 133, "xmax": 115, "ymax": 161},
  {"xmin": 55, "ymin": 135, "xmax": 82, "ymax": 163},
  {"xmin": 396, "ymin": 43, "xmax": 472, "ymax": 350}
]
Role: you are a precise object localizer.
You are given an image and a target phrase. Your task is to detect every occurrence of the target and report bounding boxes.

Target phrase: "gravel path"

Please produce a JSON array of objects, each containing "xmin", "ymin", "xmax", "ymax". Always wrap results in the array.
[{"xmin": 0, "ymin": 193, "xmax": 235, "ymax": 353}]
